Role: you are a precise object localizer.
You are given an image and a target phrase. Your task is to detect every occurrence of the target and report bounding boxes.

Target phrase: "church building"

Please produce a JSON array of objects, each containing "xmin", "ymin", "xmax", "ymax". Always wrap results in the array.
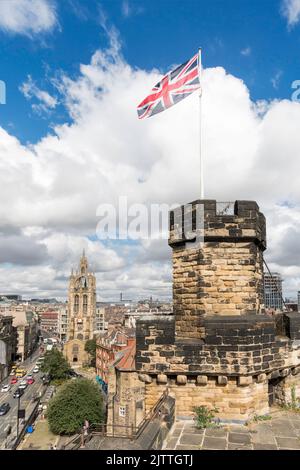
[{"xmin": 64, "ymin": 251, "xmax": 96, "ymax": 367}]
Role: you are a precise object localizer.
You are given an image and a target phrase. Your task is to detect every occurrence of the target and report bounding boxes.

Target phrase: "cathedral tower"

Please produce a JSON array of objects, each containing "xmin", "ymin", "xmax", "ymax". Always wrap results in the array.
[{"xmin": 64, "ymin": 251, "xmax": 96, "ymax": 366}]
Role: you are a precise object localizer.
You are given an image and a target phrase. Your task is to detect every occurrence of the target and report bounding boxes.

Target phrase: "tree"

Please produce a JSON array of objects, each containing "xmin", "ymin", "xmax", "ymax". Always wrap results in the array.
[
  {"xmin": 41, "ymin": 348, "xmax": 71, "ymax": 380},
  {"xmin": 47, "ymin": 378, "xmax": 104, "ymax": 435},
  {"xmin": 84, "ymin": 338, "xmax": 97, "ymax": 367}
]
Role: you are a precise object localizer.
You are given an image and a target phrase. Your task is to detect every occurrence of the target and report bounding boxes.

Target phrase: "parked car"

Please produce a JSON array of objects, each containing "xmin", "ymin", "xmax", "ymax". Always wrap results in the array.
[
  {"xmin": 1, "ymin": 384, "xmax": 11, "ymax": 393},
  {"xmin": 0, "ymin": 403, "xmax": 10, "ymax": 416},
  {"xmin": 32, "ymin": 366, "xmax": 39, "ymax": 373},
  {"xmin": 27, "ymin": 377, "xmax": 35, "ymax": 385},
  {"xmin": 10, "ymin": 376, "xmax": 18, "ymax": 385},
  {"xmin": 13, "ymin": 388, "xmax": 24, "ymax": 399}
]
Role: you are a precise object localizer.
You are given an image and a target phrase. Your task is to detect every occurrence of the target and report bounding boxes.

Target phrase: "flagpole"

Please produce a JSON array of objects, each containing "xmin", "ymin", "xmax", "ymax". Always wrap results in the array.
[{"xmin": 198, "ymin": 48, "xmax": 204, "ymax": 199}]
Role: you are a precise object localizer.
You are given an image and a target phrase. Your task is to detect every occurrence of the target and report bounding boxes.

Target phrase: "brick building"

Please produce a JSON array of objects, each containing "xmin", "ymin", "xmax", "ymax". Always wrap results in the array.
[
  {"xmin": 40, "ymin": 310, "xmax": 59, "ymax": 335},
  {"xmin": 96, "ymin": 329, "xmax": 130, "ymax": 384}
]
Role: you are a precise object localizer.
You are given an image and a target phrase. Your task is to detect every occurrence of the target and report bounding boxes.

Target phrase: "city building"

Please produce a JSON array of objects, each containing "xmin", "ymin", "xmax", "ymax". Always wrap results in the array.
[
  {"xmin": 95, "ymin": 306, "xmax": 107, "ymax": 333},
  {"xmin": 106, "ymin": 338, "xmax": 145, "ymax": 434},
  {"xmin": 64, "ymin": 251, "xmax": 96, "ymax": 367},
  {"xmin": 0, "ymin": 314, "xmax": 16, "ymax": 381},
  {"xmin": 2, "ymin": 310, "xmax": 39, "ymax": 362},
  {"xmin": 285, "ymin": 300, "xmax": 298, "ymax": 312},
  {"xmin": 96, "ymin": 329, "xmax": 129, "ymax": 384},
  {"xmin": 264, "ymin": 272, "xmax": 283, "ymax": 311},
  {"xmin": 58, "ymin": 306, "xmax": 68, "ymax": 342},
  {"xmin": 40, "ymin": 310, "xmax": 59, "ymax": 335},
  {"xmin": 0, "ymin": 294, "xmax": 22, "ymax": 301}
]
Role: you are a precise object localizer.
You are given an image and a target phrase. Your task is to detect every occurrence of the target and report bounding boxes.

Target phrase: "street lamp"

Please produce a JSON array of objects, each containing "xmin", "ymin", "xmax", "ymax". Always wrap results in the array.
[{"xmin": 16, "ymin": 395, "xmax": 20, "ymax": 440}]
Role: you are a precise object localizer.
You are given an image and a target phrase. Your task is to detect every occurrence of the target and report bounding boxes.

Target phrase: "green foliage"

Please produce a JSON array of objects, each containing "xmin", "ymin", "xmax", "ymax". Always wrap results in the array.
[
  {"xmin": 41, "ymin": 348, "xmax": 71, "ymax": 381},
  {"xmin": 282, "ymin": 385, "xmax": 300, "ymax": 412},
  {"xmin": 253, "ymin": 414, "xmax": 272, "ymax": 422},
  {"xmin": 291, "ymin": 385, "xmax": 297, "ymax": 408},
  {"xmin": 84, "ymin": 338, "xmax": 97, "ymax": 366},
  {"xmin": 47, "ymin": 378, "xmax": 104, "ymax": 435},
  {"xmin": 193, "ymin": 405, "xmax": 219, "ymax": 429}
]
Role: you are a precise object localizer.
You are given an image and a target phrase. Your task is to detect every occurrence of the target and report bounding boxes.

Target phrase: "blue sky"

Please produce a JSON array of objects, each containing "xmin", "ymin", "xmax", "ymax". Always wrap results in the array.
[
  {"xmin": 0, "ymin": 0, "xmax": 300, "ymax": 300},
  {"xmin": 0, "ymin": 0, "xmax": 299, "ymax": 144}
]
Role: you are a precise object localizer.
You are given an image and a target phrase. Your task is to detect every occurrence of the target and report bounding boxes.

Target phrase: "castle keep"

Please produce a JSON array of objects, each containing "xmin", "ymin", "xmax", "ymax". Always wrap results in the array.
[{"xmin": 136, "ymin": 200, "xmax": 300, "ymax": 422}]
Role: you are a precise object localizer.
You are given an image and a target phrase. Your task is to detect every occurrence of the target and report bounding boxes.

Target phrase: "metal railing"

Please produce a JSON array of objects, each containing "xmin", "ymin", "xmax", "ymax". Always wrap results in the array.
[{"xmin": 62, "ymin": 389, "xmax": 170, "ymax": 449}]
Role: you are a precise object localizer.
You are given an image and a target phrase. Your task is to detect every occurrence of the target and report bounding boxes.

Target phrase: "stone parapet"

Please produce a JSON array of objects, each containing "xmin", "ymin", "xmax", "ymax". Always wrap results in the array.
[
  {"xmin": 136, "ymin": 314, "xmax": 300, "ymax": 376},
  {"xmin": 169, "ymin": 200, "xmax": 266, "ymax": 249}
]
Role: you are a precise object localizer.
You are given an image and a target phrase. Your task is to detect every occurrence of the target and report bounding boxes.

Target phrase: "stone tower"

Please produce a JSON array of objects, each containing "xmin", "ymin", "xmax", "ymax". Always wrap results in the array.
[
  {"xmin": 169, "ymin": 200, "xmax": 266, "ymax": 340},
  {"xmin": 136, "ymin": 200, "xmax": 300, "ymax": 422},
  {"xmin": 64, "ymin": 251, "xmax": 96, "ymax": 366}
]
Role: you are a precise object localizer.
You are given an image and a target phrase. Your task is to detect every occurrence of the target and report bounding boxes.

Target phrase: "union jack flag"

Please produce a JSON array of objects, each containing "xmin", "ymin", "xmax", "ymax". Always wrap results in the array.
[{"xmin": 137, "ymin": 52, "xmax": 201, "ymax": 119}]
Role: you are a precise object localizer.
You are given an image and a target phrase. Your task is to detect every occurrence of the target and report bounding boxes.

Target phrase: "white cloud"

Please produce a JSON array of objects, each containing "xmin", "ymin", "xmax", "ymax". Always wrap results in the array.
[
  {"xmin": 281, "ymin": 0, "xmax": 300, "ymax": 28},
  {"xmin": 122, "ymin": 1, "xmax": 130, "ymax": 18},
  {"xmin": 20, "ymin": 75, "xmax": 58, "ymax": 114},
  {"xmin": 121, "ymin": 0, "xmax": 143, "ymax": 18},
  {"xmin": 271, "ymin": 70, "xmax": 283, "ymax": 89},
  {"xmin": 241, "ymin": 47, "xmax": 251, "ymax": 56},
  {"xmin": 1, "ymin": 30, "xmax": 300, "ymax": 300},
  {"xmin": 0, "ymin": 0, "xmax": 57, "ymax": 36}
]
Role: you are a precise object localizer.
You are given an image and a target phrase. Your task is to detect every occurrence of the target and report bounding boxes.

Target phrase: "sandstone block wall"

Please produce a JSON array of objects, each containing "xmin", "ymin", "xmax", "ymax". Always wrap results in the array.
[
  {"xmin": 169, "ymin": 200, "xmax": 266, "ymax": 340},
  {"xmin": 135, "ymin": 200, "xmax": 300, "ymax": 422}
]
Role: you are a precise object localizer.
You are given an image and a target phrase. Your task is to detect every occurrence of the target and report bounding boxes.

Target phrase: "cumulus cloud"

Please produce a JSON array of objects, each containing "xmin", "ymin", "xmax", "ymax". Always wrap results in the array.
[
  {"xmin": 281, "ymin": 0, "xmax": 300, "ymax": 28},
  {"xmin": 0, "ymin": 0, "xmax": 58, "ymax": 37},
  {"xmin": 1, "ymin": 26, "xmax": 300, "ymax": 300}
]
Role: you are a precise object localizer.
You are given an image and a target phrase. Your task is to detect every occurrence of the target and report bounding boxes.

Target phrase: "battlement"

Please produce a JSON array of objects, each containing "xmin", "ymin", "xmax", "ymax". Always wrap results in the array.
[{"xmin": 169, "ymin": 200, "xmax": 266, "ymax": 250}]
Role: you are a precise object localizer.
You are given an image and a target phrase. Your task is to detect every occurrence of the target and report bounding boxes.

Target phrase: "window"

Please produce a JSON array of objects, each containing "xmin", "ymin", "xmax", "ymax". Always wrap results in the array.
[
  {"xmin": 83, "ymin": 294, "xmax": 88, "ymax": 315},
  {"xmin": 74, "ymin": 295, "xmax": 79, "ymax": 315},
  {"xmin": 119, "ymin": 406, "xmax": 126, "ymax": 417}
]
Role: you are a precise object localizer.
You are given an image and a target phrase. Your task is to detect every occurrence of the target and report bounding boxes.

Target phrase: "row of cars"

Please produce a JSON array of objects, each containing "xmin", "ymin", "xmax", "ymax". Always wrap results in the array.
[{"xmin": 0, "ymin": 356, "xmax": 45, "ymax": 416}]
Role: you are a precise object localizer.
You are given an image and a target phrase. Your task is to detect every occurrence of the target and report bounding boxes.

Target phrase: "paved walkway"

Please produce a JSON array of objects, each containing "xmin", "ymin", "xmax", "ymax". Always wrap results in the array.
[
  {"xmin": 18, "ymin": 419, "xmax": 59, "ymax": 450},
  {"xmin": 163, "ymin": 410, "xmax": 300, "ymax": 450}
]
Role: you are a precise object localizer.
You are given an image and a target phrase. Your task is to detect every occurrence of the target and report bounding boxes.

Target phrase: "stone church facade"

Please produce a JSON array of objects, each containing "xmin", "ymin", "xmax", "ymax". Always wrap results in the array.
[
  {"xmin": 135, "ymin": 200, "xmax": 300, "ymax": 423},
  {"xmin": 64, "ymin": 251, "xmax": 96, "ymax": 367}
]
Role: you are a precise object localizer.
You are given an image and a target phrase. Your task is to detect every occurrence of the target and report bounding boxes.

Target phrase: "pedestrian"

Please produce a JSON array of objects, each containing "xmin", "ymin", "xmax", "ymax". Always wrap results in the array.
[
  {"xmin": 49, "ymin": 444, "xmax": 53, "ymax": 450},
  {"xmin": 83, "ymin": 419, "xmax": 89, "ymax": 436},
  {"xmin": 53, "ymin": 444, "xmax": 57, "ymax": 450}
]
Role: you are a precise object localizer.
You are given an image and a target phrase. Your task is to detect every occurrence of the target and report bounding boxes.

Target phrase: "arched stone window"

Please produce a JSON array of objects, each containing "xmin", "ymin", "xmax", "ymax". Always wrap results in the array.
[
  {"xmin": 77, "ymin": 334, "xmax": 83, "ymax": 340},
  {"xmin": 74, "ymin": 295, "xmax": 79, "ymax": 315},
  {"xmin": 83, "ymin": 294, "xmax": 88, "ymax": 315}
]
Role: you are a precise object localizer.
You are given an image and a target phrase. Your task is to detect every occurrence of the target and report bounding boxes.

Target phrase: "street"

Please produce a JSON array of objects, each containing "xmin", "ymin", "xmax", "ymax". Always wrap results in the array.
[{"xmin": 0, "ymin": 349, "xmax": 44, "ymax": 448}]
